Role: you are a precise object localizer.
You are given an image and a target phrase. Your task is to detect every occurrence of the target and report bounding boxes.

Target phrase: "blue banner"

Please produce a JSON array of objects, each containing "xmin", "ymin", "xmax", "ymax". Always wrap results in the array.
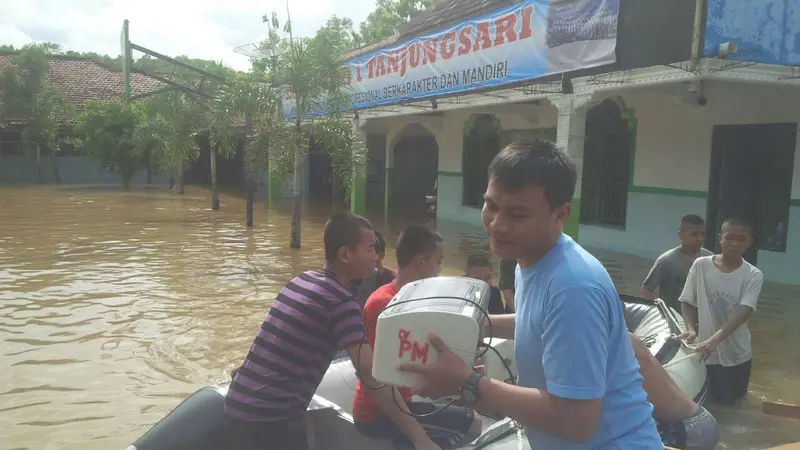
[
  {"xmin": 704, "ymin": 0, "xmax": 800, "ymax": 66},
  {"xmin": 283, "ymin": 0, "xmax": 619, "ymax": 119}
]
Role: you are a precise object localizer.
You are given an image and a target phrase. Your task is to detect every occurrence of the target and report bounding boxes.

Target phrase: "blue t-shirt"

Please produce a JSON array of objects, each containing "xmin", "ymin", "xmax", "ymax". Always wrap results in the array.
[{"xmin": 514, "ymin": 234, "xmax": 662, "ymax": 449}]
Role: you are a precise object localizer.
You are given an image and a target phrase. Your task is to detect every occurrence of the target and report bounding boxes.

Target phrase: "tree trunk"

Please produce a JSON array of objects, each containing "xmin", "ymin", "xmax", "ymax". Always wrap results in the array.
[
  {"xmin": 176, "ymin": 164, "xmax": 185, "ymax": 195},
  {"xmin": 169, "ymin": 175, "xmax": 175, "ymax": 190},
  {"xmin": 290, "ymin": 119, "xmax": 302, "ymax": 249},
  {"xmin": 210, "ymin": 147, "xmax": 219, "ymax": 210},
  {"xmin": 331, "ymin": 170, "xmax": 337, "ymax": 213},
  {"xmin": 245, "ymin": 114, "xmax": 254, "ymax": 227},
  {"xmin": 50, "ymin": 149, "xmax": 61, "ymax": 184},
  {"xmin": 146, "ymin": 164, "xmax": 152, "ymax": 185},
  {"xmin": 246, "ymin": 178, "xmax": 255, "ymax": 227},
  {"xmin": 35, "ymin": 143, "xmax": 42, "ymax": 184}
]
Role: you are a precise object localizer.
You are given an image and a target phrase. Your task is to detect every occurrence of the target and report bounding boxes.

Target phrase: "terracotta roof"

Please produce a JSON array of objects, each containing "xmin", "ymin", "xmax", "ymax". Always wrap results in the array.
[
  {"xmin": 0, "ymin": 53, "xmax": 164, "ymax": 125},
  {"xmin": 398, "ymin": 0, "xmax": 515, "ymax": 39},
  {"xmin": 344, "ymin": 35, "xmax": 400, "ymax": 60}
]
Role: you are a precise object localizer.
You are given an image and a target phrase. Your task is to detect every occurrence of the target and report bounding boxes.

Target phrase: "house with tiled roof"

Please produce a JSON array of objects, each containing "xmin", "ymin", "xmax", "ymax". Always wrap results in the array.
[{"xmin": 0, "ymin": 52, "xmax": 165, "ymax": 184}]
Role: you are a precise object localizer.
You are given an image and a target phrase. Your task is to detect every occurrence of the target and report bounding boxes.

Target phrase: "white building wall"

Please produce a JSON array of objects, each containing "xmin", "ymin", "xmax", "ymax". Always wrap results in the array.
[
  {"xmin": 373, "ymin": 81, "xmax": 800, "ymax": 284},
  {"xmin": 580, "ymin": 81, "xmax": 800, "ymax": 284}
]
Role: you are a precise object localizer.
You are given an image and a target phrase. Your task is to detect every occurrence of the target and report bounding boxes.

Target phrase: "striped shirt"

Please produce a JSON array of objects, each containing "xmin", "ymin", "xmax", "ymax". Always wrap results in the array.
[{"xmin": 224, "ymin": 269, "xmax": 365, "ymax": 424}]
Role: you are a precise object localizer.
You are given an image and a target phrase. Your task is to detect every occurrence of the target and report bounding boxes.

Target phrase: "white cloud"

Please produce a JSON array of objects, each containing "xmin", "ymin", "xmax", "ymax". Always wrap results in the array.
[{"xmin": 0, "ymin": 0, "xmax": 376, "ymax": 71}]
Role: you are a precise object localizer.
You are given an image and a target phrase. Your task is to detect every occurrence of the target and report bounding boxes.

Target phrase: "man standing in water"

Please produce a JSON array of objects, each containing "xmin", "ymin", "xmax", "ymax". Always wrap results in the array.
[
  {"xmin": 225, "ymin": 212, "xmax": 399, "ymax": 450},
  {"xmin": 641, "ymin": 214, "xmax": 712, "ymax": 311},
  {"xmin": 398, "ymin": 140, "xmax": 662, "ymax": 449},
  {"xmin": 679, "ymin": 217, "xmax": 762, "ymax": 405}
]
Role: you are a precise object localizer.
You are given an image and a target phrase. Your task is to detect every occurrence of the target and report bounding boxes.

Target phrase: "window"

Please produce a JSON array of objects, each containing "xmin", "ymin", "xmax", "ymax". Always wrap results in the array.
[{"xmin": 579, "ymin": 99, "xmax": 633, "ymax": 228}]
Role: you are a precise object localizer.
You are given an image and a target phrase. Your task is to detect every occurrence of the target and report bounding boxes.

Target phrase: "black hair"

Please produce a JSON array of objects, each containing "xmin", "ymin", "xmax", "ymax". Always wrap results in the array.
[
  {"xmin": 721, "ymin": 217, "xmax": 752, "ymax": 235},
  {"xmin": 466, "ymin": 254, "xmax": 492, "ymax": 270},
  {"xmin": 374, "ymin": 230, "xmax": 386, "ymax": 254},
  {"xmin": 395, "ymin": 225, "xmax": 443, "ymax": 269},
  {"xmin": 680, "ymin": 214, "xmax": 705, "ymax": 229},
  {"xmin": 487, "ymin": 139, "xmax": 577, "ymax": 210},
  {"xmin": 323, "ymin": 211, "xmax": 373, "ymax": 263}
]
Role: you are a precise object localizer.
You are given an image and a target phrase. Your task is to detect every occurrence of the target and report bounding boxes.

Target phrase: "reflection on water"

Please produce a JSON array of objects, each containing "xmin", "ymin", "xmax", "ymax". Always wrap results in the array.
[{"xmin": 0, "ymin": 186, "xmax": 798, "ymax": 450}]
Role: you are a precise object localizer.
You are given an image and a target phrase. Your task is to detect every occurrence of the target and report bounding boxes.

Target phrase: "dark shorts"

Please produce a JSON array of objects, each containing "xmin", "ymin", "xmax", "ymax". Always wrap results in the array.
[
  {"xmin": 657, "ymin": 405, "xmax": 720, "ymax": 450},
  {"xmin": 226, "ymin": 417, "xmax": 308, "ymax": 450},
  {"xmin": 355, "ymin": 401, "xmax": 475, "ymax": 450},
  {"xmin": 707, "ymin": 359, "xmax": 752, "ymax": 405}
]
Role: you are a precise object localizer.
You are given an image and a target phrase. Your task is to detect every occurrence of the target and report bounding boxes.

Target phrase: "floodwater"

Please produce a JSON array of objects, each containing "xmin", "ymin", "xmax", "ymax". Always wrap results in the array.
[{"xmin": 0, "ymin": 185, "xmax": 798, "ymax": 450}]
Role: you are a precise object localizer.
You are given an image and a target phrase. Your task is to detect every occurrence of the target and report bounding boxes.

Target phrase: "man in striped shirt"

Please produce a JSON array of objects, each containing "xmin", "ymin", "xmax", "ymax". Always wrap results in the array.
[{"xmin": 224, "ymin": 212, "xmax": 382, "ymax": 450}]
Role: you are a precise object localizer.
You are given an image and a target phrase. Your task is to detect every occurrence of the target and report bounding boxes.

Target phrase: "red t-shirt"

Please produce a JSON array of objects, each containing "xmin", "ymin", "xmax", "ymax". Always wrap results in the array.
[{"xmin": 352, "ymin": 281, "xmax": 412, "ymax": 424}]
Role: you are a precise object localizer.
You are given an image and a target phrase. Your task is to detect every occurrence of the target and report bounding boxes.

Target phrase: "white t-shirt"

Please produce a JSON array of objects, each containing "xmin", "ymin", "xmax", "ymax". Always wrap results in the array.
[{"xmin": 678, "ymin": 255, "xmax": 763, "ymax": 367}]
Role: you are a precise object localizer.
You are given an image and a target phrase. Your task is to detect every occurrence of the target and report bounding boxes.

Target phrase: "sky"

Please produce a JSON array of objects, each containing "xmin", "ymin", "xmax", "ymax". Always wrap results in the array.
[{"xmin": 0, "ymin": 0, "xmax": 376, "ymax": 71}]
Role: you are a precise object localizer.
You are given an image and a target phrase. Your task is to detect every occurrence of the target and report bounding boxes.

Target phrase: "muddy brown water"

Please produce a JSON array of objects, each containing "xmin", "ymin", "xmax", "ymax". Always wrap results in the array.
[{"xmin": 1, "ymin": 185, "xmax": 799, "ymax": 450}]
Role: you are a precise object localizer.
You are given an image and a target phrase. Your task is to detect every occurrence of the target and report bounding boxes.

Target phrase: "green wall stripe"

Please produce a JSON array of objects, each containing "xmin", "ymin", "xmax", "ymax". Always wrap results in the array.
[
  {"xmin": 438, "ymin": 171, "xmax": 462, "ymax": 177},
  {"xmin": 629, "ymin": 185, "xmax": 708, "ymax": 198}
]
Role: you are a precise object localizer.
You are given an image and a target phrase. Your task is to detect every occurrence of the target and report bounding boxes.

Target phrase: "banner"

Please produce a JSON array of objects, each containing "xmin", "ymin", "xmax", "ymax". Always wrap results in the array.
[{"xmin": 283, "ymin": 0, "xmax": 619, "ymax": 119}]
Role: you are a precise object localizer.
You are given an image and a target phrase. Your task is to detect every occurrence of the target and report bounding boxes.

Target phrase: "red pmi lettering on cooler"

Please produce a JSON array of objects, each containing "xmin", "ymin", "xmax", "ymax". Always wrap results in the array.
[{"xmin": 397, "ymin": 329, "xmax": 430, "ymax": 364}]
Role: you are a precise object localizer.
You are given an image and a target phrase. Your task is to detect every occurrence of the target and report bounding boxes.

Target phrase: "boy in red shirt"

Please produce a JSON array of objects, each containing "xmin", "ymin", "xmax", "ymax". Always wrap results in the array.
[{"xmin": 352, "ymin": 225, "xmax": 481, "ymax": 450}]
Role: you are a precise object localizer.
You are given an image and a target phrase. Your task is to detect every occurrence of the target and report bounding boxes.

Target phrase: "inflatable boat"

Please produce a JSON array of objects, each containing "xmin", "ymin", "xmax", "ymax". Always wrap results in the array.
[{"xmin": 127, "ymin": 296, "xmax": 708, "ymax": 450}]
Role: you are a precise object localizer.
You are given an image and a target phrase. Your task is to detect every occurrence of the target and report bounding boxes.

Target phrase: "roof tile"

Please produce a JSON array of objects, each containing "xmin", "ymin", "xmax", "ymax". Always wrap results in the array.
[{"xmin": 0, "ymin": 53, "xmax": 164, "ymax": 125}]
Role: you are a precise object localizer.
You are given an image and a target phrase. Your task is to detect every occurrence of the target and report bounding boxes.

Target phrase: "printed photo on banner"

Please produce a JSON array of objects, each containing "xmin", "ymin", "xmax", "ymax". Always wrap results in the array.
[{"xmin": 282, "ymin": 0, "xmax": 619, "ymax": 119}]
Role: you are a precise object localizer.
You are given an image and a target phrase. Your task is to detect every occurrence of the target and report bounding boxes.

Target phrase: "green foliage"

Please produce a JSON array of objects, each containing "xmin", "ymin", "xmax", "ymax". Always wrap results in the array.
[
  {"xmin": 0, "ymin": 43, "xmax": 73, "ymax": 155},
  {"xmin": 143, "ymin": 91, "xmax": 203, "ymax": 172},
  {"xmin": 312, "ymin": 118, "xmax": 367, "ymax": 193},
  {"xmin": 211, "ymin": 72, "xmax": 282, "ymax": 175},
  {"xmin": 0, "ymin": 0, "xmax": 434, "ymax": 194},
  {"xmin": 73, "ymin": 100, "xmax": 146, "ymax": 185},
  {"xmin": 315, "ymin": 16, "xmax": 363, "ymax": 52},
  {"xmin": 359, "ymin": 0, "xmax": 436, "ymax": 45},
  {"xmin": 248, "ymin": 115, "xmax": 297, "ymax": 184}
]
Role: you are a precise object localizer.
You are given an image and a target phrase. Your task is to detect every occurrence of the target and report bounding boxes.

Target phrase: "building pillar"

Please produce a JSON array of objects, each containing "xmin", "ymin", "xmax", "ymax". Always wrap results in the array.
[
  {"xmin": 553, "ymin": 93, "xmax": 594, "ymax": 242},
  {"xmin": 351, "ymin": 118, "xmax": 367, "ymax": 216}
]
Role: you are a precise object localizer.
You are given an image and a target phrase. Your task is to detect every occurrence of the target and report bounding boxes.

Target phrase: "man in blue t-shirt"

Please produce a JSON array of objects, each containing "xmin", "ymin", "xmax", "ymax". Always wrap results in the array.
[{"xmin": 398, "ymin": 139, "xmax": 662, "ymax": 449}]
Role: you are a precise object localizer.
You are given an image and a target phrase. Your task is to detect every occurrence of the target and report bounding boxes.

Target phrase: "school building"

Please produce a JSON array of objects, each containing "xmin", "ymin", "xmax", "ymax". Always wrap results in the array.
[{"xmin": 283, "ymin": 0, "xmax": 800, "ymax": 285}]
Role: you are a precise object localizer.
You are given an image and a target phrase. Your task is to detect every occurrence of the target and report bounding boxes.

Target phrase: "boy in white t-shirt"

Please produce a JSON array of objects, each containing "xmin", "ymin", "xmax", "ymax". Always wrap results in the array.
[{"xmin": 678, "ymin": 217, "xmax": 764, "ymax": 405}]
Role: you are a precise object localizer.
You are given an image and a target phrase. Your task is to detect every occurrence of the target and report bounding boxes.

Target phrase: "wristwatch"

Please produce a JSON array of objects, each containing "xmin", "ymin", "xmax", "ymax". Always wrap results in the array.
[{"xmin": 459, "ymin": 371, "xmax": 485, "ymax": 405}]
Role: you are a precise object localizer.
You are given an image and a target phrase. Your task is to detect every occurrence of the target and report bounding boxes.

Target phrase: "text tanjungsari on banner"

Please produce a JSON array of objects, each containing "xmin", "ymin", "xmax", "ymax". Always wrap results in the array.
[{"xmin": 283, "ymin": 0, "xmax": 620, "ymax": 120}]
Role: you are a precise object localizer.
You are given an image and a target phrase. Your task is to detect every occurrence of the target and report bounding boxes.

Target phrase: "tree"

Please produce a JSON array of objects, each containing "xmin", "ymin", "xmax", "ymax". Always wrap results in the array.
[
  {"xmin": 73, "ymin": 100, "xmax": 146, "ymax": 186},
  {"xmin": 210, "ymin": 72, "xmax": 281, "ymax": 222},
  {"xmin": 144, "ymin": 90, "xmax": 203, "ymax": 194},
  {"xmin": 262, "ymin": 11, "xmax": 366, "ymax": 248},
  {"xmin": 0, "ymin": 42, "xmax": 74, "ymax": 184},
  {"xmin": 358, "ymin": 0, "xmax": 436, "ymax": 45},
  {"xmin": 316, "ymin": 16, "xmax": 363, "ymax": 52}
]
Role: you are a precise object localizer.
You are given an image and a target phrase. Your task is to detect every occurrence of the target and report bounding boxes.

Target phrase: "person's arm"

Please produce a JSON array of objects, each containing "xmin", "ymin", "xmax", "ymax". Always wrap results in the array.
[
  {"xmin": 474, "ymin": 285, "xmax": 610, "ymax": 443},
  {"xmin": 497, "ymin": 259, "xmax": 516, "ymax": 310},
  {"xmin": 678, "ymin": 260, "xmax": 700, "ymax": 338},
  {"xmin": 640, "ymin": 258, "xmax": 663, "ymax": 300},
  {"xmin": 709, "ymin": 271, "xmax": 763, "ymax": 343},
  {"xmin": 337, "ymin": 299, "xmax": 435, "ymax": 448},
  {"xmin": 501, "ymin": 290, "xmax": 515, "ymax": 312},
  {"xmin": 482, "ymin": 314, "xmax": 515, "ymax": 340},
  {"xmin": 345, "ymin": 343, "xmax": 434, "ymax": 446}
]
